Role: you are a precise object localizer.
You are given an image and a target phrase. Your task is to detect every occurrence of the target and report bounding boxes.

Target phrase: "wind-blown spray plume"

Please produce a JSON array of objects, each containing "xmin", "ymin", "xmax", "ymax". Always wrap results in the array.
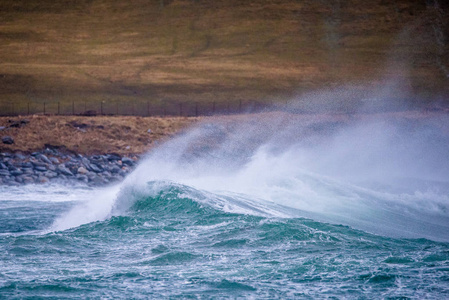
[{"xmin": 53, "ymin": 98, "xmax": 449, "ymax": 241}]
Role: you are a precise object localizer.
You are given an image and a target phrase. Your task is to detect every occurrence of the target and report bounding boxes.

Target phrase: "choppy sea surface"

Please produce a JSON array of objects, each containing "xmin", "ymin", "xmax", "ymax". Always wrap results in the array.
[{"xmin": 1, "ymin": 111, "xmax": 449, "ymax": 298}]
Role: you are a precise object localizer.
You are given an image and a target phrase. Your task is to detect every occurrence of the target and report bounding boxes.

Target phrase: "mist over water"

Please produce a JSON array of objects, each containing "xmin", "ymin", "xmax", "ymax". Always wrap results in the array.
[{"xmin": 54, "ymin": 89, "xmax": 449, "ymax": 242}]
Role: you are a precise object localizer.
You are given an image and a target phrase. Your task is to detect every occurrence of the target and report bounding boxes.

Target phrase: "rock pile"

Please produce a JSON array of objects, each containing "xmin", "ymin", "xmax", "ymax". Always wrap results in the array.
[{"xmin": 0, "ymin": 149, "xmax": 139, "ymax": 186}]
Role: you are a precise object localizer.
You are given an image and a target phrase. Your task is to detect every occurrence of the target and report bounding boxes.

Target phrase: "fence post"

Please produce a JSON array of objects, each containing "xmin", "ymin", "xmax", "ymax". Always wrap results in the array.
[
  {"xmin": 44, "ymin": 102, "xmax": 46, "ymax": 115},
  {"xmin": 58, "ymin": 102, "xmax": 60, "ymax": 115},
  {"xmin": 12, "ymin": 103, "xmax": 14, "ymax": 116},
  {"xmin": 116, "ymin": 102, "xmax": 118, "ymax": 115},
  {"xmin": 72, "ymin": 101, "xmax": 75, "ymax": 115}
]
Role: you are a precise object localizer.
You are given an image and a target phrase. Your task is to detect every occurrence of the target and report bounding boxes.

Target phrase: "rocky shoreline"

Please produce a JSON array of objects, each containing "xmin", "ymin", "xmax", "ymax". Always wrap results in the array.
[{"xmin": 0, "ymin": 148, "xmax": 139, "ymax": 186}]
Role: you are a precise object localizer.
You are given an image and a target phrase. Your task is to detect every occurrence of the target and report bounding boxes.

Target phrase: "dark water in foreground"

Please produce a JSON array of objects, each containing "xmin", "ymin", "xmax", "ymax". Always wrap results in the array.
[{"xmin": 0, "ymin": 182, "xmax": 448, "ymax": 299}]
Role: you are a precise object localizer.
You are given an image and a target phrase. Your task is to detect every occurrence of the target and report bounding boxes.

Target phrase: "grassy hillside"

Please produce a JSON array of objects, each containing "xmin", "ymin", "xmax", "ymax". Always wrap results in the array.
[
  {"xmin": 0, "ymin": 0, "xmax": 448, "ymax": 115},
  {"xmin": 0, "ymin": 115, "xmax": 199, "ymax": 155}
]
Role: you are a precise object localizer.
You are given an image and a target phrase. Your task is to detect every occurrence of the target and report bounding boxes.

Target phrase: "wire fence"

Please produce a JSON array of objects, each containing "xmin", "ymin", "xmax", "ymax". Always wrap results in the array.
[{"xmin": 0, "ymin": 99, "xmax": 270, "ymax": 117}]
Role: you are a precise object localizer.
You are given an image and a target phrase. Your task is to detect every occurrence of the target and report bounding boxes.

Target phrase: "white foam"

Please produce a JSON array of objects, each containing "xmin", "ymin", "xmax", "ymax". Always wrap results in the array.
[{"xmin": 49, "ymin": 185, "xmax": 120, "ymax": 231}]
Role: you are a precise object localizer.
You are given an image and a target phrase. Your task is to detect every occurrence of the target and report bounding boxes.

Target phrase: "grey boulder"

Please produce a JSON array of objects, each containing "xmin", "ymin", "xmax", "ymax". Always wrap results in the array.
[{"xmin": 1, "ymin": 136, "xmax": 14, "ymax": 145}]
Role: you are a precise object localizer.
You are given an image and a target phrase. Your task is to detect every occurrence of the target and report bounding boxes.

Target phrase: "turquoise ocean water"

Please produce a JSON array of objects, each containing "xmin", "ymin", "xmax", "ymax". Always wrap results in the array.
[{"xmin": 1, "ymin": 113, "xmax": 449, "ymax": 298}]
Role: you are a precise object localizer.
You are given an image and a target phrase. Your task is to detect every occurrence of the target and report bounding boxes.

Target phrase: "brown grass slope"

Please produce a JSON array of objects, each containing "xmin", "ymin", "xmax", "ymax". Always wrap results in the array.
[
  {"xmin": 0, "ymin": 0, "xmax": 448, "ymax": 115},
  {"xmin": 0, "ymin": 115, "xmax": 200, "ymax": 155}
]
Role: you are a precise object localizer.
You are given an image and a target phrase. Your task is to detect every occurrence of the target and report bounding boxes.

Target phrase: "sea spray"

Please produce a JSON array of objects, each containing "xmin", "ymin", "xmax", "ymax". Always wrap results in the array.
[
  {"xmin": 49, "ymin": 185, "xmax": 120, "ymax": 232},
  {"xmin": 51, "ymin": 106, "xmax": 449, "ymax": 241},
  {"xmin": 2, "ymin": 107, "xmax": 449, "ymax": 298}
]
